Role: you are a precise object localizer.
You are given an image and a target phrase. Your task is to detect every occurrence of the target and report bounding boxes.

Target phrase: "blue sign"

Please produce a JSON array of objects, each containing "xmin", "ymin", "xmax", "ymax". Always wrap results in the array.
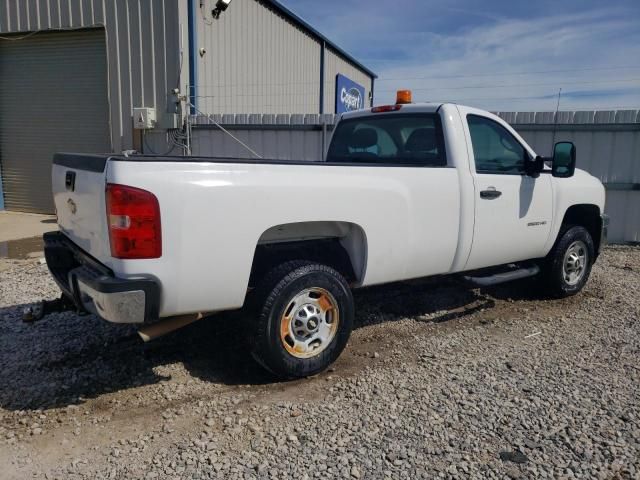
[{"xmin": 335, "ymin": 74, "xmax": 366, "ymax": 114}]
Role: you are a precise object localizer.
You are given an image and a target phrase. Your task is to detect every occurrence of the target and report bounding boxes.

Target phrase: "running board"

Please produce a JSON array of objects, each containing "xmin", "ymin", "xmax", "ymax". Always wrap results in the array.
[{"xmin": 464, "ymin": 265, "xmax": 540, "ymax": 287}]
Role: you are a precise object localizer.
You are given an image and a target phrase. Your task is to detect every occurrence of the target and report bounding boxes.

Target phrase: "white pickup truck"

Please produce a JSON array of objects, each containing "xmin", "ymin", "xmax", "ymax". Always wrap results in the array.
[{"xmin": 43, "ymin": 97, "xmax": 608, "ymax": 378}]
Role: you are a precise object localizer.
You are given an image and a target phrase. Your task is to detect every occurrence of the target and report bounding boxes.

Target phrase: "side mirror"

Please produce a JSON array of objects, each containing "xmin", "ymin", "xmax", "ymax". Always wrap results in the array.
[
  {"xmin": 525, "ymin": 156, "xmax": 545, "ymax": 178},
  {"xmin": 552, "ymin": 142, "xmax": 576, "ymax": 178}
]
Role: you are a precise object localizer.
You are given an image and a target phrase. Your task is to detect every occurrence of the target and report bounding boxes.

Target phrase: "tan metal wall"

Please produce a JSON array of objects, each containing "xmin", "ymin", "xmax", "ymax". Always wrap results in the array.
[
  {"xmin": 0, "ymin": 0, "xmax": 185, "ymax": 153},
  {"xmin": 194, "ymin": 0, "xmax": 321, "ymax": 115},
  {"xmin": 193, "ymin": 0, "xmax": 374, "ymax": 115},
  {"xmin": 323, "ymin": 47, "xmax": 373, "ymax": 115}
]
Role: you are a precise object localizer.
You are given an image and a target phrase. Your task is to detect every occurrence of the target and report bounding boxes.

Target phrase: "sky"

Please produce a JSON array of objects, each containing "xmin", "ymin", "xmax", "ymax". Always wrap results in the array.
[{"xmin": 280, "ymin": 0, "xmax": 640, "ymax": 112}]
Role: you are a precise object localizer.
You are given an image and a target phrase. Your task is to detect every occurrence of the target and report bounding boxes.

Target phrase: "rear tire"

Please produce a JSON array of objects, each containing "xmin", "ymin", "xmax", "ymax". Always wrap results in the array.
[
  {"xmin": 540, "ymin": 225, "xmax": 594, "ymax": 298},
  {"xmin": 249, "ymin": 261, "xmax": 354, "ymax": 379}
]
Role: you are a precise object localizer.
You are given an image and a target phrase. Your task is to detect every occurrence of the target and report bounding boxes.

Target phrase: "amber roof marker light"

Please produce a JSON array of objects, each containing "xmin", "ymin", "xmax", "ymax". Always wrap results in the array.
[
  {"xmin": 370, "ymin": 90, "xmax": 412, "ymax": 113},
  {"xmin": 396, "ymin": 90, "xmax": 413, "ymax": 105}
]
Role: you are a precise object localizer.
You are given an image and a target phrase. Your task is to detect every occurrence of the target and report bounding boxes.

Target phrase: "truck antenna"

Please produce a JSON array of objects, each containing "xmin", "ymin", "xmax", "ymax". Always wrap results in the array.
[{"xmin": 551, "ymin": 88, "xmax": 562, "ymax": 152}]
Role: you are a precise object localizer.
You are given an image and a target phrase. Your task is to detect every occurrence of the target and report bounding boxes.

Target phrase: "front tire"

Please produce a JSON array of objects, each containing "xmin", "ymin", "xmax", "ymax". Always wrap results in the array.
[
  {"xmin": 249, "ymin": 261, "xmax": 354, "ymax": 379},
  {"xmin": 541, "ymin": 225, "xmax": 594, "ymax": 298}
]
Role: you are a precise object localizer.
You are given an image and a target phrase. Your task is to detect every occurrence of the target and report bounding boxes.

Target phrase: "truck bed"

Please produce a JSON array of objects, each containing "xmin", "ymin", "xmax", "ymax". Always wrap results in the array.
[{"xmin": 52, "ymin": 152, "xmax": 462, "ymax": 318}]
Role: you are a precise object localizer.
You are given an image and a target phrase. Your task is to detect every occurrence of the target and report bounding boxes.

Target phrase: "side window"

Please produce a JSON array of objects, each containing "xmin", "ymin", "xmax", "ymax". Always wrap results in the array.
[{"xmin": 467, "ymin": 115, "xmax": 527, "ymax": 174}]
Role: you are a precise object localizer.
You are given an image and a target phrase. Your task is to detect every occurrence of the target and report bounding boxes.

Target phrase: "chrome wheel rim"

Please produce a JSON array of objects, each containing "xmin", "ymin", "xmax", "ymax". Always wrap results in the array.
[
  {"xmin": 280, "ymin": 288, "xmax": 340, "ymax": 359},
  {"xmin": 563, "ymin": 240, "xmax": 588, "ymax": 286}
]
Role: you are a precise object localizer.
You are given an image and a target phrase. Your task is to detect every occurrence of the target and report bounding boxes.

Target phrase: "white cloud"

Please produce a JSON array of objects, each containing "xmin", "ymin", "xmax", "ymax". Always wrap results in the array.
[{"xmin": 372, "ymin": 9, "xmax": 640, "ymax": 111}]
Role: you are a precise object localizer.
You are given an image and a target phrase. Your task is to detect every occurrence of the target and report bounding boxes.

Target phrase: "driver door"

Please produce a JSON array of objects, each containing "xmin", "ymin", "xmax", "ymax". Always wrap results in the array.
[{"xmin": 464, "ymin": 114, "xmax": 552, "ymax": 271}]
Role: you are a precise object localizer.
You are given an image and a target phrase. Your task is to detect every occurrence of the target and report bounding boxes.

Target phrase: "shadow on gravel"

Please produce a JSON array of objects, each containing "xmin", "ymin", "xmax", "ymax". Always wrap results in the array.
[
  {"xmin": 352, "ymin": 275, "xmax": 541, "ymax": 326},
  {"xmin": 0, "ymin": 277, "xmax": 538, "ymax": 411},
  {"xmin": 0, "ymin": 303, "xmax": 273, "ymax": 411},
  {"xmin": 353, "ymin": 277, "xmax": 492, "ymax": 326}
]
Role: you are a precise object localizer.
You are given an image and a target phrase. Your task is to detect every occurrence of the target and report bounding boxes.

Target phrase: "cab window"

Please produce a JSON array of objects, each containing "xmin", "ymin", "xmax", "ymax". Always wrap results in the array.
[
  {"xmin": 467, "ymin": 115, "xmax": 527, "ymax": 174},
  {"xmin": 327, "ymin": 114, "xmax": 447, "ymax": 167}
]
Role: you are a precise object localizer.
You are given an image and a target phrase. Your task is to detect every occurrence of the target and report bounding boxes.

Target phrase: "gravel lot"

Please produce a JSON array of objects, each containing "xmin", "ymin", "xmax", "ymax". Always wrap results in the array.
[{"xmin": 1, "ymin": 246, "xmax": 639, "ymax": 479}]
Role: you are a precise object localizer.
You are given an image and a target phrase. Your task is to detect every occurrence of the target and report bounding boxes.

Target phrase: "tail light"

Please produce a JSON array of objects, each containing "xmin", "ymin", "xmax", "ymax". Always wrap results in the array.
[{"xmin": 106, "ymin": 184, "xmax": 162, "ymax": 259}]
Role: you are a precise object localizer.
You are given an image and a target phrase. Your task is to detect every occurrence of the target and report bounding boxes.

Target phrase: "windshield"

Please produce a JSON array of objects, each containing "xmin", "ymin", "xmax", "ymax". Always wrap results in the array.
[{"xmin": 326, "ymin": 114, "xmax": 447, "ymax": 166}]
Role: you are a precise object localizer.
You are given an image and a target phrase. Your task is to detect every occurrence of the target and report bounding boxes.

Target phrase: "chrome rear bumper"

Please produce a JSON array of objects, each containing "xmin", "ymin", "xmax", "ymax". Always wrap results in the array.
[
  {"xmin": 44, "ymin": 232, "xmax": 160, "ymax": 324},
  {"xmin": 76, "ymin": 279, "xmax": 147, "ymax": 324}
]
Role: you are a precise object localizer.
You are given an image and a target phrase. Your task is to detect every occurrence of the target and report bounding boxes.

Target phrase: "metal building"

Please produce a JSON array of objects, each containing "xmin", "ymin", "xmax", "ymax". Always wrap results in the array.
[
  {"xmin": 0, "ymin": 0, "xmax": 376, "ymax": 213},
  {"xmin": 192, "ymin": 0, "xmax": 376, "ymax": 115}
]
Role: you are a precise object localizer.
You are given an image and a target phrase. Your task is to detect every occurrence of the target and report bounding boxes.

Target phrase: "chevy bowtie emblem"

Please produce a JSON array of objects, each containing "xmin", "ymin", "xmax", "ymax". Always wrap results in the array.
[{"xmin": 67, "ymin": 198, "xmax": 77, "ymax": 215}]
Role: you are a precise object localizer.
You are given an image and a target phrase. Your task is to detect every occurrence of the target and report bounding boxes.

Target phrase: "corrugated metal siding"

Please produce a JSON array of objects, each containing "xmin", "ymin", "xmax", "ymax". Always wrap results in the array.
[
  {"xmin": 1, "ymin": 0, "xmax": 375, "ymax": 146},
  {"xmin": 514, "ymin": 128, "xmax": 640, "ymax": 185},
  {"xmin": 195, "ymin": 0, "xmax": 321, "ymax": 115},
  {"xmin": 324, "ymin": 47, "xmax": 372, "ymax": 114},
  {"xmin": 496, "ymin": 110, "xmax": 640, "ymax": 183},
  {"xmin": 0, "ymin": 162, "xmax": 4, "ymax": 209},
  {"xmin": 191, "ymin": 126, "xmax": 324, "ymax": 162},
  {"xmin": 606, "ymin": 190, "xmax": 640, "ymax": 243},
  {"xmin": 0, "ymin": 0, "xmax": 184, "ymax": 153},
  {"xmin": 144, "ymin": 113, "xmax": 337, "ymax": 160},
  {"xmin": 0, "ymin": 30, "xmax": 110, "ymax": 212}
]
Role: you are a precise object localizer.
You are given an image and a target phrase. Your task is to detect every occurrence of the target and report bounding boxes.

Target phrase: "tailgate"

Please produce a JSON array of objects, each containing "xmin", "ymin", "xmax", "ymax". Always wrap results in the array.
[{"xmin": 52, "ymin": 153, "xmax": 112, "ymax": 263}]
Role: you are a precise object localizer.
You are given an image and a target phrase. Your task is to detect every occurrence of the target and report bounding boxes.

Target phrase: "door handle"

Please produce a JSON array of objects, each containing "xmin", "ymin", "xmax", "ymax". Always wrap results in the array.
[{"xmin": 480, "ymin": 189, "xmax": 502, "ymax": 199}]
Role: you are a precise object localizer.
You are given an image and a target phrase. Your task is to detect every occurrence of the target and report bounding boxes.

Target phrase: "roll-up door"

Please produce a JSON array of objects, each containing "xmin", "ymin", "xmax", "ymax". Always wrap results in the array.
[{"xmin": 0, "ymin": 29, "xmax": 110, "ymax": 213}]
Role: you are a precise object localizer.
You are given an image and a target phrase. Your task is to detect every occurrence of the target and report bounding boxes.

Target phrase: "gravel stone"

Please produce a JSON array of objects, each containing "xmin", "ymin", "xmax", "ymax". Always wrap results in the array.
[{"xmin": 1, "ymin": 247, "xmax": 639, "ymax": 479}]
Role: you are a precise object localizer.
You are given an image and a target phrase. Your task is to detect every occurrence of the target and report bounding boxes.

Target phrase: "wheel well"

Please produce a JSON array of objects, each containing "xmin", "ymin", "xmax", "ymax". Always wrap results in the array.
[
  {"xmin": 249, "ymin": 222, "xmax": 367, "ymax": 288},
  {"xmin": 561, "ymin": 204, "xmax": 602, "ymax": 255}
]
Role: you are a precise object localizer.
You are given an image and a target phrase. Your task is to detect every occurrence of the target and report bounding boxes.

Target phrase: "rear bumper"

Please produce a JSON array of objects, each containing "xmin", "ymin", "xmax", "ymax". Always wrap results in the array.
[{"xmin": 43, "ymin": 232, "xmax": 160, "ymax": 324}]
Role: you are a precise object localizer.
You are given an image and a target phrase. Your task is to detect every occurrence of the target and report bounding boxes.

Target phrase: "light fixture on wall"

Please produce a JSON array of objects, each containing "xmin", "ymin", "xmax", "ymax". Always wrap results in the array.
[{"xmin": 212, "ymin": 0, "xmax": 233, "ymax": 19}]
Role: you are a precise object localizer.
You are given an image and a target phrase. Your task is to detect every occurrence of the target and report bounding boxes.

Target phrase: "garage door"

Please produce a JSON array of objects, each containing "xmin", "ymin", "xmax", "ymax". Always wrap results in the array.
[{"xmin": 0, "ymin": 30, "xmax": 110, "ymax": 213}]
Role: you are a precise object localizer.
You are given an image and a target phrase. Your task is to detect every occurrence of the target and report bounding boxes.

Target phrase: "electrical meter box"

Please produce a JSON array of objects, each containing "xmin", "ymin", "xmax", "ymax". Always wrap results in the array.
[{"xmin": 133, "ymin": 107, "xmax": 157, "ymax": 130}]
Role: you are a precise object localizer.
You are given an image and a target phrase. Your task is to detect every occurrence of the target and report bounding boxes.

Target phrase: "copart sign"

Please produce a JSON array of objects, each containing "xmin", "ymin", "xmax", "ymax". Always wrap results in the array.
[{"xmin": 336, "ymin": 74, "xmax": 366, "ymax": 114}]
